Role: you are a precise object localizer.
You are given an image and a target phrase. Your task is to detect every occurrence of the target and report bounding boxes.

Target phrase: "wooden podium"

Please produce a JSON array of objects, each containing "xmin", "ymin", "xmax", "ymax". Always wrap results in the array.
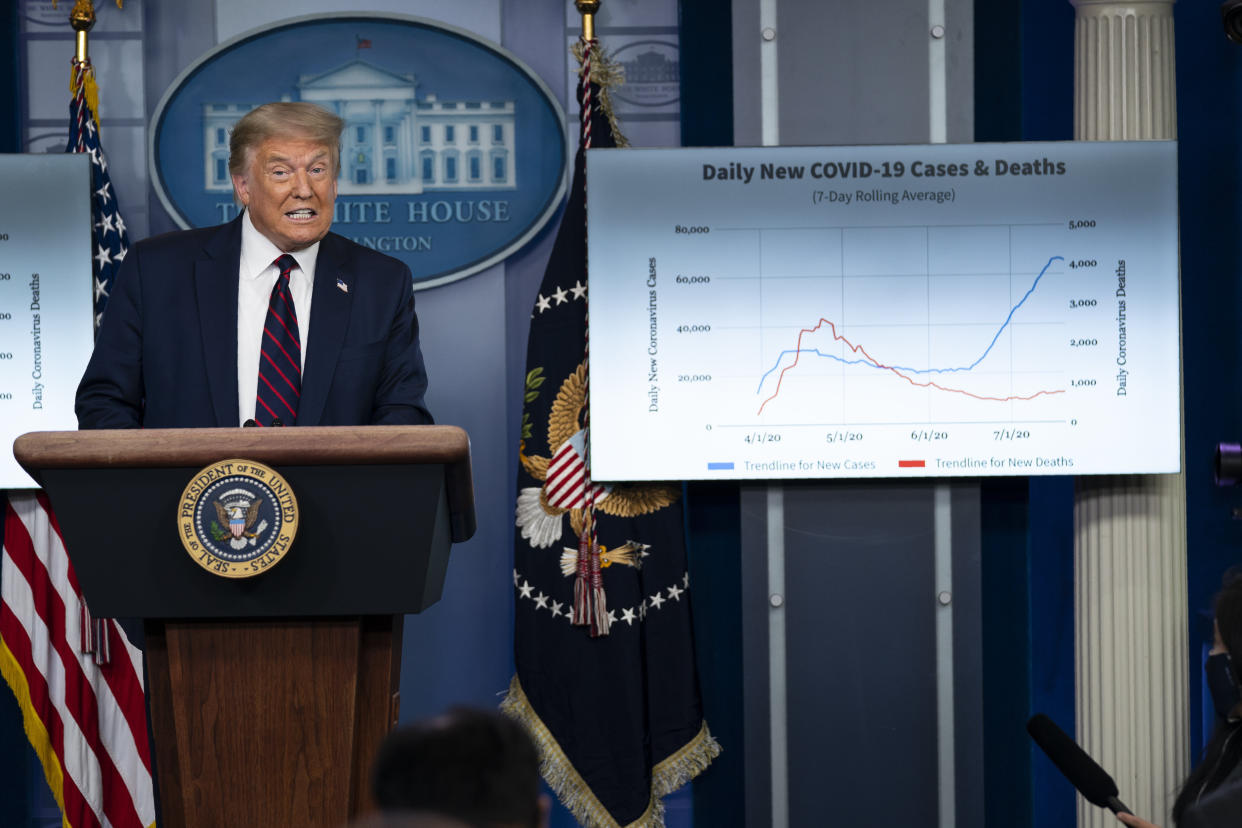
[{"xmin": 14, "ymin": 426, "xmax": 475, "ymax": 828}]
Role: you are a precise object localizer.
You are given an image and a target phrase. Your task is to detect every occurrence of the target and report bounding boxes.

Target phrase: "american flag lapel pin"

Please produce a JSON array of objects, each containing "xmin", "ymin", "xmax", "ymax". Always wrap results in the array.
[{"xmin": 336, "ymin": 277, "xmax": 349, "ymax": 293}]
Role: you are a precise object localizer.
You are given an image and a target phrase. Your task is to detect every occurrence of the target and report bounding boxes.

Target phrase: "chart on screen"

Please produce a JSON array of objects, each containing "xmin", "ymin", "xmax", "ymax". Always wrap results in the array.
[{"xmin": 584, "ymin": 142, "xmax": 1179, "ymax": 480}]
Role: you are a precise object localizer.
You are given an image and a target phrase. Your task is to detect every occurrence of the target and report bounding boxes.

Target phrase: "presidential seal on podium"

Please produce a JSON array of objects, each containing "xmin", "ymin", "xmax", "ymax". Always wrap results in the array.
[{"xmin": 177, "ymin": 459, "xmax": 299, "ymax": 579}]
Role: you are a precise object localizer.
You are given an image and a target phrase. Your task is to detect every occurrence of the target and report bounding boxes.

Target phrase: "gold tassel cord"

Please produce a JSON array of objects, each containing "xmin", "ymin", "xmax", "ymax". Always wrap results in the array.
[
  {"xmin": 559, "ymin": 541, "xmax": 647, "ymax": 577},
  {"xmin": 71, "ymin": 64, "xmax": 102, "ymax": 133},
  {"xmin": 571, "ymin": 39, "xmax": 630, "ymax": 149}
]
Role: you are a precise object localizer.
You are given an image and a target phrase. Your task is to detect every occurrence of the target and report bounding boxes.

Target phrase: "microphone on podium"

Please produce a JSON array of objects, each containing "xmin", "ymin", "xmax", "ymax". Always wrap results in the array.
[{"xmin": 1026, "ymin": 713, "xmax": 1133, "ymax": 815}]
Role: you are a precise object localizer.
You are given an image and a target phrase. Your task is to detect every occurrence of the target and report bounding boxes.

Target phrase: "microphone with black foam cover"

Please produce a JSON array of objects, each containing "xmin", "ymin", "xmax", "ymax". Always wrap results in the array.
[{"xmin": 1026, "ymin": 713, "xmax": 1133, "ymax": 815}]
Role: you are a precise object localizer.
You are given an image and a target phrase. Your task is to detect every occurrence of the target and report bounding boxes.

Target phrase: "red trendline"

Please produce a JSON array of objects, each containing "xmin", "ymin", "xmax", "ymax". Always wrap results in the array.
[{"xmin": 756, "ymin": 317, "xmax": 1066, "ymax": 415}]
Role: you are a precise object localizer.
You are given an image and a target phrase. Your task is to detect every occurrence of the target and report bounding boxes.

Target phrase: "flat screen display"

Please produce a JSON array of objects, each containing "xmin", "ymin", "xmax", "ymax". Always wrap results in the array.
[
  {"xmin": 586, "ymin": 141, "xmax": 1180, "ymax": 480},
  {"xmin": 0, "ymin": 154, "xmax": 95, "ymax": 489}
]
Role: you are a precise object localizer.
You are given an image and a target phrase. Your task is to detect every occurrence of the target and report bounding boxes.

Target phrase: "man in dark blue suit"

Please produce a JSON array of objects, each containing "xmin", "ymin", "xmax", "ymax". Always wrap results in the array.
[{"xmin": 76, "ymin": 101, "xmax": 432, "ymax": 428}]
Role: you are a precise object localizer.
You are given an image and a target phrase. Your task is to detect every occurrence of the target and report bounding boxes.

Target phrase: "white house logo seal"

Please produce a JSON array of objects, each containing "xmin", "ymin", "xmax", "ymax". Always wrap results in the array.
[
  {"xmin": 178, "ymin": 459, "xmax": 299, "ymax": 579},
  {"xmin": 150, "ymin": 13, "xmax": 567, "ymax": 290}
]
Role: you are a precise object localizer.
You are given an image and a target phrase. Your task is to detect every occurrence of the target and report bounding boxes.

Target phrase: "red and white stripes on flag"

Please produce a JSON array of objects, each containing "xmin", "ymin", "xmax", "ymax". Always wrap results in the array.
[
  {"xmin": 544, "ymin": 431, "xmax": 606, "ymax": 512},
  {"xmin": 0, "ymin": 492, "xmax": 156, "ymax": 828}
]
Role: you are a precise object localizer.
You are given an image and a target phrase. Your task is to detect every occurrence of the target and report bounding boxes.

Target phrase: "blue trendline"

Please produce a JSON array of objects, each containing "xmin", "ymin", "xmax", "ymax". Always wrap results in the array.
[{"xmin": 755, "ymin": 255, "xmax": 1064, "ymax": 394}]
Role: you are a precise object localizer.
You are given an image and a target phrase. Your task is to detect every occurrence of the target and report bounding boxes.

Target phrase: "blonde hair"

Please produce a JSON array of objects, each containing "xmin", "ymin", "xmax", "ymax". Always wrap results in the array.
[{"xmin": 228, "ymin": 101, "xmax": 344, "ymax": 177}]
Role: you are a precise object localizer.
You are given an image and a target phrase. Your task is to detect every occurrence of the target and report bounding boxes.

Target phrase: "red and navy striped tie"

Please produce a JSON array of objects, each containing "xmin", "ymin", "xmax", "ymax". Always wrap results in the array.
[{"xmin": 255, "ymin": 254, "xmax": 301, "ymax": 426}]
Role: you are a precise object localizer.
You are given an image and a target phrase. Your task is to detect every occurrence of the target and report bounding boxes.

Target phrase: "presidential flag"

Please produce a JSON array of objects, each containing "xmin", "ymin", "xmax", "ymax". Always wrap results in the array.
[
  {"xmin": 502, "ymin": 39, "xmax": 719, "ymax": 828},
  {"xmin": 0, "ymin": 56, "xmax": 155, "ymax": 828}
]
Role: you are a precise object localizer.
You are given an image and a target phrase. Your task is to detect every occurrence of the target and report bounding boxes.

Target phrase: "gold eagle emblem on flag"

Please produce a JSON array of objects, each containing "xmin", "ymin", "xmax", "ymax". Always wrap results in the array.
[{"xmin": 516, "ymin": 362, "xmax": 679, "ymax": 549}]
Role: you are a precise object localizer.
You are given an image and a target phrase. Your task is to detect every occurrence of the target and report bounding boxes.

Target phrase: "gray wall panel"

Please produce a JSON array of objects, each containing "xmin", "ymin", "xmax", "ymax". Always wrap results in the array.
[
  {"xmin": 783, "ymin": 482, "xmax": 940, "ymax": 826},
  {"xmin": 946, "ymin": 0, "xmax": 974, "ymax": 143},
  {"xmin": 731, "ymin": 0, "xmax": 762, "ymax": 146},
  {"xmin": 733, "ymin": 0, "xmax": 975, "ymax": 146},
  {"xmin": 732, "ymin": 2, "xmax": 980, "ymax": 823},
  {"xmin": 778, "ymin": 1, "xmax": 930, "ymax": 146}
]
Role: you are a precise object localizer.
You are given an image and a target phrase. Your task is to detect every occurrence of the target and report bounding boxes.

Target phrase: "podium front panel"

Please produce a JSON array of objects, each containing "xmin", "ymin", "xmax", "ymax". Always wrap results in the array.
[{"xmin": 41, "ymin": 463, "xmax": 452, "ymax": 618}]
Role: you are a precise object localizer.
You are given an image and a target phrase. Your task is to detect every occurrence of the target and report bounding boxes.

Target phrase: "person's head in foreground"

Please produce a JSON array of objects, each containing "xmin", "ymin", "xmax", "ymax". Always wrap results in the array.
[{"xmin": 371, "ymin": 706, "xmax": 547, "ymax": 828}]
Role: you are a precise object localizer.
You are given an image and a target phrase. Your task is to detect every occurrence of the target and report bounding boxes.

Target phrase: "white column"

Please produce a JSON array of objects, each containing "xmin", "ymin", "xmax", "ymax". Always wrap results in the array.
[{"xmin": 1068, "ymin": 3, "xmax": 1185, "ymax": 828}]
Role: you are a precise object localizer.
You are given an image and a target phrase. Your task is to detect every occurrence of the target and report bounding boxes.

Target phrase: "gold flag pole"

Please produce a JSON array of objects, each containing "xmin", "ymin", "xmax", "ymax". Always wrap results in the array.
[
  {"xmin": 576, "ymin": 0, "xmax": 599, "ymax": 41},
  {"xmin": 69, "ymin": 0, "xmax": 97, "ymax": 63},
  {"xmin": 571, "ymin": 0, "xmax": 626, "ymax": 148}
]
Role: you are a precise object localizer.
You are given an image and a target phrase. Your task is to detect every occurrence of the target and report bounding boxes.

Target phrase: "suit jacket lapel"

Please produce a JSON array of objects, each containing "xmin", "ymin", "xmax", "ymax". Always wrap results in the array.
[
  {"xmin": 196, "ymin": 217, "xmax": 243, "ymax": 427},
  {"xmin": 299, "ymin": 234, "xmax": 352, "ymax": 426}
]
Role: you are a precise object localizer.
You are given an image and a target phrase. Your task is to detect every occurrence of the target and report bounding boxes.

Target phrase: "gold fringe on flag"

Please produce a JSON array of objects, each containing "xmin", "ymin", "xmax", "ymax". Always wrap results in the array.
[
  {"xmin": 501, "ymin": 676, "xmax": 722, "ymax": 828},
  {"xmin": 1, "ymin": 638, "xmax": 69, "ymax": 822}
]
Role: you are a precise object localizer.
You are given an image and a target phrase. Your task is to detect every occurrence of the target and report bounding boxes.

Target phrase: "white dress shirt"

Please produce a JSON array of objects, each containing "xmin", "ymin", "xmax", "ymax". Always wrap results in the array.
[{"xmin": 236, "ymin": 210, "xmax": 317, "ymax": 424}]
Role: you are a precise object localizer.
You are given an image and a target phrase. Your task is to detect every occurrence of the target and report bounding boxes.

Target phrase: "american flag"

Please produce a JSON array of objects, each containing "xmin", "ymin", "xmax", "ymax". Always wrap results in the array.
[
  {"xmin": 68, "ymin": 57, "xmax": 129, "ymax": 331},
  {"xmin": 0, "ymin": 57, "xmax": 155, "ymax": 828},
  {"xmin": 1, "ymin": 494, "xmax": 156, "ymax": 828}
]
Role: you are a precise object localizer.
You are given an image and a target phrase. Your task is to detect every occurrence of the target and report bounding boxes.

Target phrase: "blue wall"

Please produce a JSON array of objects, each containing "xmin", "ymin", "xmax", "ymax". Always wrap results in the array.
[{"xmin": 1178, "ymin": 0, "xmax": 1242, "ymax": 760}]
